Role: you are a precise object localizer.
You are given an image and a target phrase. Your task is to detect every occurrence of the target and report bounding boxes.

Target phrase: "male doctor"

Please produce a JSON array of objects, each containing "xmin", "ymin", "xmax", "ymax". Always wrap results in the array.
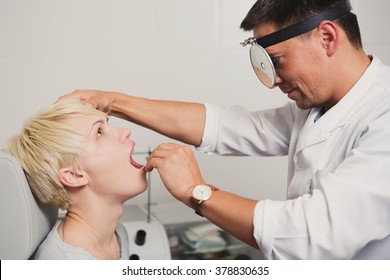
[{"xmin": 60, "ymin": 0, "xmax": 390, "ymax": 259}]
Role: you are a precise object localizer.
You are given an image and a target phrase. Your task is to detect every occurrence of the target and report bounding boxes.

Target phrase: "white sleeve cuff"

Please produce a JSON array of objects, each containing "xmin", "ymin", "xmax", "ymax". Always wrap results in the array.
[
  {"xmin": 253, "ymin": 199, "xmax": 285, "ymax": 259},
  {"xmin": 196, "ymin": 102, "xmax": 221, "ymax": 154}
]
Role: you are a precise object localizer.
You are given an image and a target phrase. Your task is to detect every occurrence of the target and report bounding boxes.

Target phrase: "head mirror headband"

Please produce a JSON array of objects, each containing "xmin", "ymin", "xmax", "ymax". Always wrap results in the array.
[{"xmin": 241, "ymin": 0, "xmax": 352, "ymax": 88}]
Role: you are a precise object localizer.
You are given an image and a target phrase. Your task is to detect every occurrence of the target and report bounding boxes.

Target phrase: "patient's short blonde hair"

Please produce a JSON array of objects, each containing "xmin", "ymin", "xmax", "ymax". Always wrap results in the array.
[{"xmin": 6, "ymin": 100, "xmax": 106, "ymax": 209}]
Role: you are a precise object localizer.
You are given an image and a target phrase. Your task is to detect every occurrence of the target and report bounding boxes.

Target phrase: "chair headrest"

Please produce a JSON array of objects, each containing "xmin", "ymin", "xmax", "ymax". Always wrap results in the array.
[{"xmin": 0, "ymin": 151, "xmax": 58, "ymax": 259}]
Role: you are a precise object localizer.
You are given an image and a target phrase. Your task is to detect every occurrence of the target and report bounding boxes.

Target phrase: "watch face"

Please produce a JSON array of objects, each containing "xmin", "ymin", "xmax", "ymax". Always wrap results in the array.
[{"xmin": 192, "ymin": 185, "xmax": 213, "ymax": 201}]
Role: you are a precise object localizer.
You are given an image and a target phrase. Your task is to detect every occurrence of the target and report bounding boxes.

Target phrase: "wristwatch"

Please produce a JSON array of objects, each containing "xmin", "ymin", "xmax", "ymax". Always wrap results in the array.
[{"xmin": 190, "ymin": 184, "xmax": 219, "ymax": 216}]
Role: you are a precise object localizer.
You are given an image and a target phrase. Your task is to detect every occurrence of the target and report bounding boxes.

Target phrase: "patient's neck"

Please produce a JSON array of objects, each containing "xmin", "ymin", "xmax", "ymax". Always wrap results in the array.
[{"xmin": 60, "ymin": 201, "xmax": 124, "ymax": 259}]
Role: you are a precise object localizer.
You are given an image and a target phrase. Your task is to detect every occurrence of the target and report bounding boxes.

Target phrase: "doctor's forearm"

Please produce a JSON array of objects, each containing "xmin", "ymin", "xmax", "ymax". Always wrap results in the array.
[
  {"xmin": 198, "ymin": 190, "xmax": 259, "ymax": 249},
  {"xmin": 109, "ymin": 92, "xmax": 205, "ymax": 146}
]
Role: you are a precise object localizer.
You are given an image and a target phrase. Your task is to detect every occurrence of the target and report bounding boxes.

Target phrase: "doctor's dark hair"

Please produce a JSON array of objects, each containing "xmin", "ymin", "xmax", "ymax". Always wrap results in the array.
[
  {"xmin": 240, "ymin": 0, "xmax": 362, "ymax": 49},
  {"xmin": 6, "ymin": 101, "xmax": 107, "ymax": 209}
]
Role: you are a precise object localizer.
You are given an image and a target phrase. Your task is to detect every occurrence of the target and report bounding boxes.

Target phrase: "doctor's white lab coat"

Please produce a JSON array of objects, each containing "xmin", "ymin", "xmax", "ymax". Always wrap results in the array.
[{"xmin": 198, "ymin": 56, "xmax": 390, "ymax": 259}]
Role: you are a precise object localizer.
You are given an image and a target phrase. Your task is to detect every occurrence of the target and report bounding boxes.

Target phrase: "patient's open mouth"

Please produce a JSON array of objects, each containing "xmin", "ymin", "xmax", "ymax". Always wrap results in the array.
[{"xmin": 130, "ymin": 154, "xmax": 144, "ymax": 169}]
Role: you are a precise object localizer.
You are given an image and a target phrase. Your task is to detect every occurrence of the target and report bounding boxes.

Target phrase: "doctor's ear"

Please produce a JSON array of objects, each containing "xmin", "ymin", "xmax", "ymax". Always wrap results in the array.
[
  {"xmin": 59, "ymin": 166, "xmax": 88, "ymax": 188},
  {"xmin": 317, "ymin": 20, "xmax": 339, "ymax": 56}
]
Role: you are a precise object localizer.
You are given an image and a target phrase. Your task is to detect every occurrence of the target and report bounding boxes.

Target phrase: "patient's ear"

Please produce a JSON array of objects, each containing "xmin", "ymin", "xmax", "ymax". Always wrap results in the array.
[{"xmin": 59, "ymin": 166, "xmax": 88, "ymax": 188}]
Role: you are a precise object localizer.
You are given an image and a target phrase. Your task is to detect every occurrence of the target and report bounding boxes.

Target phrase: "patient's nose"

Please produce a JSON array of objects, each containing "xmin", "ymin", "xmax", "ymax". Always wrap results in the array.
[{"xmin": 118, "ymin": 127, "xmax": 132, "ymax": 142}]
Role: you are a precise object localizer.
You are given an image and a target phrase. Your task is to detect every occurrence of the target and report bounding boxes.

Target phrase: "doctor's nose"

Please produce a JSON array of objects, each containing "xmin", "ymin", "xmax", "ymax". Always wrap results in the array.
[{"xmin": 274, "ymin": 71, "xmax": 283, "ymax": 86}]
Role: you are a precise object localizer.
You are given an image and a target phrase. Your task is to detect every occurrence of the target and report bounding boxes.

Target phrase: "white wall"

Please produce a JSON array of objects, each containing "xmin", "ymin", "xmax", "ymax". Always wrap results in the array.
[{"xmin": 1, "ymin": 0, "xmax": 389, "ymax": 209}]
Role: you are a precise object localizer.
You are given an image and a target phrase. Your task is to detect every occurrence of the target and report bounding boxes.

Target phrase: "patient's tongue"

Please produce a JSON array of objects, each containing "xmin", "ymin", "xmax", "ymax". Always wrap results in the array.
[{"xmin": 130, "ymin": 156, "xmax": 144, "ymax": 169}]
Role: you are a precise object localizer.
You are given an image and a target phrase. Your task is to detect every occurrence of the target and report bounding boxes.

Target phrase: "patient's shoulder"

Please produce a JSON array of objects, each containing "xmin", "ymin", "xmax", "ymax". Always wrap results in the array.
[{"xmin": 33, "ymin": 220, "xmax": 95, "ymax": 260}]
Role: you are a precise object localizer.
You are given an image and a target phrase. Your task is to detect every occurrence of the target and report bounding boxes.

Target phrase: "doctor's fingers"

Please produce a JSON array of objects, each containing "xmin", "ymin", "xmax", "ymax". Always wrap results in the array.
[
  {"xmin": 56, "ymin": 90, "xmax": 113, "ymax": 113},
  {"xmin": 149, "ymin": 143, "xmax": 195, "ymax": 160},
  {"xmin": 144, "ymin": 144, "xmax": 171, "ymax": 172},
  {"xmin": 145, "ymin": 144, "xmax": 196, "ymax": 171},
  {"xmin": 145, "ymin": 147, "xmax": 204, "ymax": 196},
  {"xmin": 144, "ymin": 157, "xmax": 160, "ymax": 173}
]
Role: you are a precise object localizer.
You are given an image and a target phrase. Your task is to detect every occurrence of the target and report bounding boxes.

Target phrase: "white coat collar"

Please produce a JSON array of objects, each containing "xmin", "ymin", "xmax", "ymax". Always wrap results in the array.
[{"xmin": 296, "ymin": 55, "xmax": 381, "ymax": 152}]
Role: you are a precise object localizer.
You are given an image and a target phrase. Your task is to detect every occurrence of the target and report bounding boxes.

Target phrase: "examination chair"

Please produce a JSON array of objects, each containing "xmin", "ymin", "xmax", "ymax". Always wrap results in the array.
[{"xmin": 0, "ymin": 151, "xmax": 58, "ymax": 260}]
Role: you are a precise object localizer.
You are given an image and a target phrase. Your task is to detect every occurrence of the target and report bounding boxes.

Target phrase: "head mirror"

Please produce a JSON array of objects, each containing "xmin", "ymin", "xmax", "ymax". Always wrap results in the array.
[
  {"xmin": 241, "ymin": 0, "xmax": 352, "ymax": 88},
  {"xmin": 249, "ymin": 44, "xmax": 276, "ymax": 88}
]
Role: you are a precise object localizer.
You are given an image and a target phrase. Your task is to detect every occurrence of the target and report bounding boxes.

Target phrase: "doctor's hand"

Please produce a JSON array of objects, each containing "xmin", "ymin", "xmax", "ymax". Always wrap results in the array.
[
  {"xmin": 145, "ymin": 143, "xmax": 205, "ymax": 206},
  {"xmin": 57, "ymin": 90, "xmax": 118, "ymax": 113}
]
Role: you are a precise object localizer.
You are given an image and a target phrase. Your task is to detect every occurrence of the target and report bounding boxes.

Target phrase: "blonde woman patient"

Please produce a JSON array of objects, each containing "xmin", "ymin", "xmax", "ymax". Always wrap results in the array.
[{"xmin": 6, "ymin": 100, "xmax": 147, "ymax": 259}]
